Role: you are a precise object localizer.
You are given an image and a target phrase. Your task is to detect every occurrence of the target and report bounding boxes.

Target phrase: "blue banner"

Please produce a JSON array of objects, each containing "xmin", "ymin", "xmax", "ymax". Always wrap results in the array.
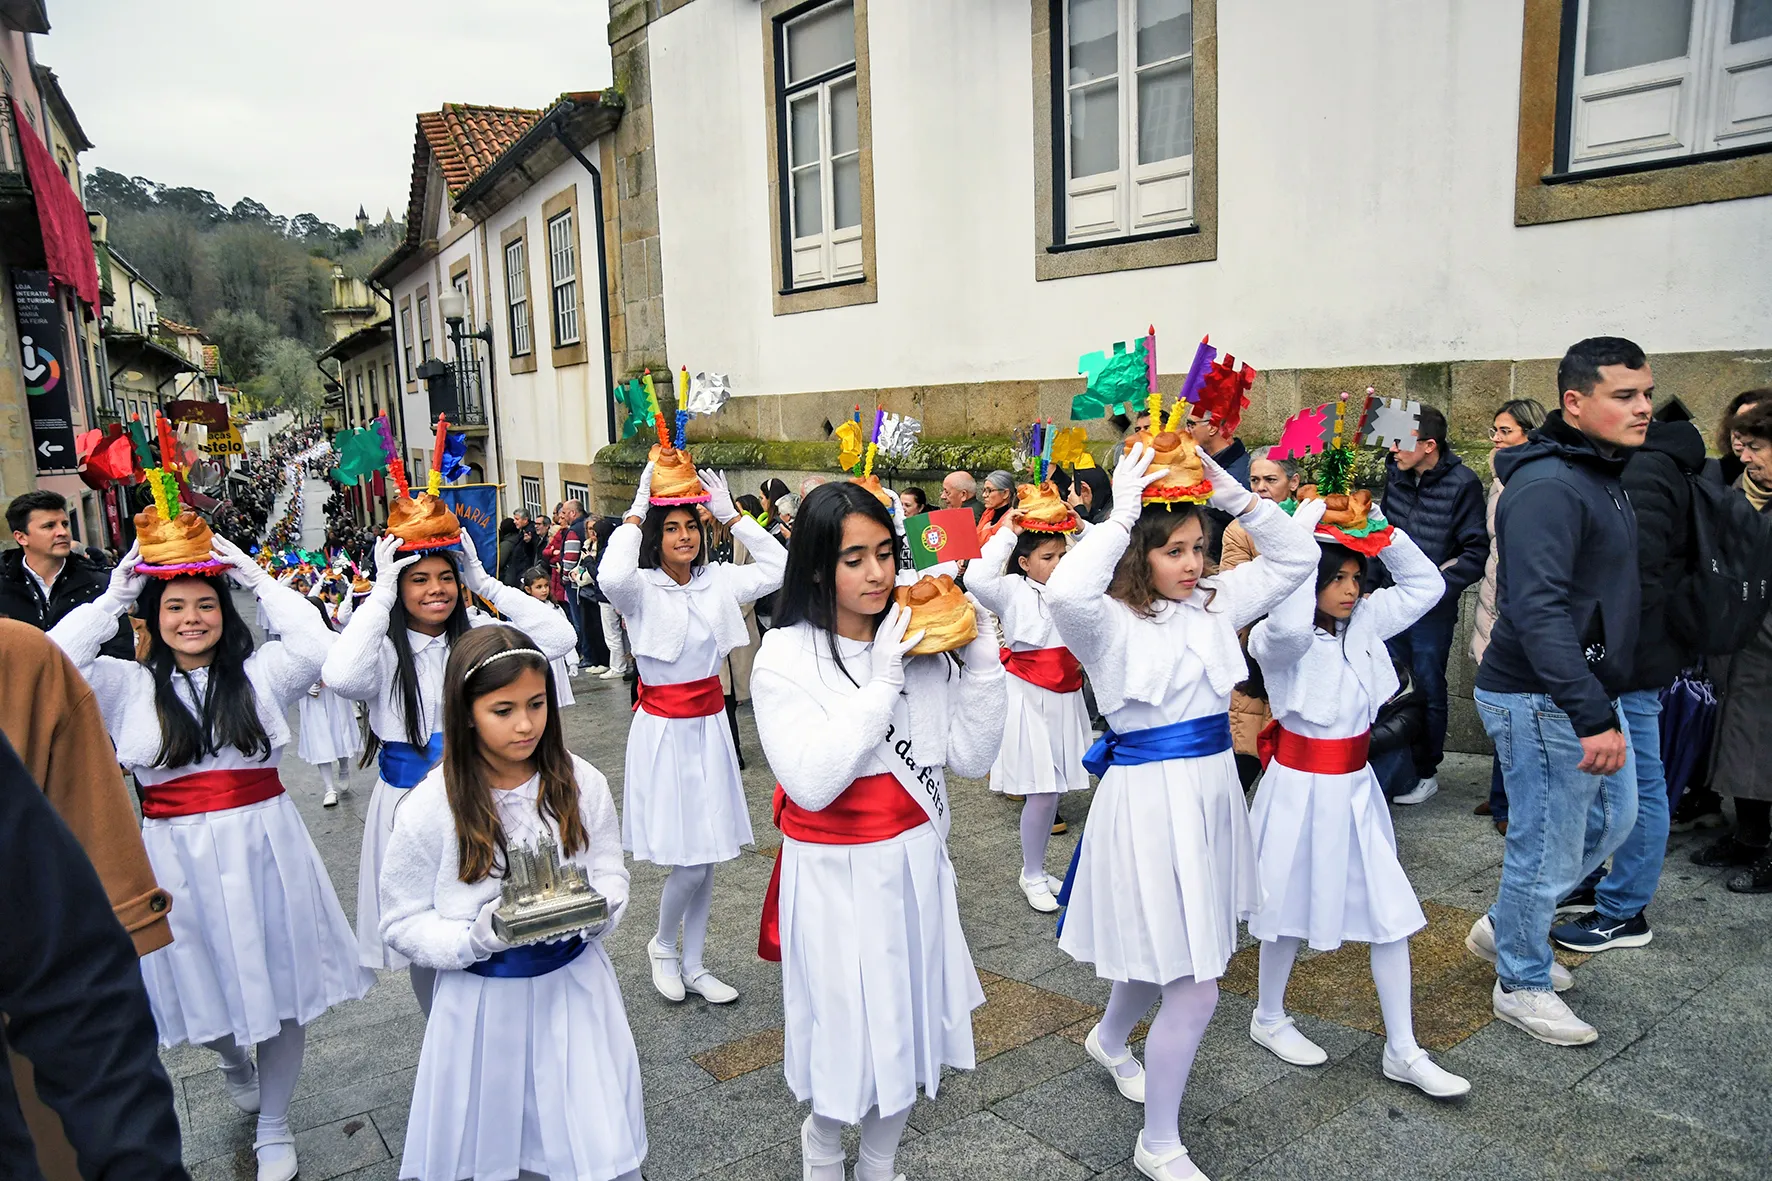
[{"xmin": 439, "ymin": 483, "xmax": 500, "ymax": 572}]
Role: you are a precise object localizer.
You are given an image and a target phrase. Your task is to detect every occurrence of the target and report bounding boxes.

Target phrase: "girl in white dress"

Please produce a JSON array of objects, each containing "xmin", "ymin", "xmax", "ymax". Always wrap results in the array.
[
  {"xmin": 51, "ymin": 537, "xmax": 373, "ymax": 1181},
  {"xmin": 751, "ymin": 480, "xmax": 1007, "ymax": 1181},
  {"xmin": 1246, "ymin": 521, "xmax": 1469, "ymax": 1097},
  {"xmin": 380, "ymin": 625, "xmax": 645, "ymax": 1181},
  {"xmin": 299, "ymin": 591, "xmax": 363, "ymax": 807},
  {"xmin": 601, "ymin": 463, "xmax": 785, "ymax": 1005},
  {"xmin": 322, "ymin": 534, "xmax": 576, "ymax": 1011},
  {"xmin": 1044, "ymin": 444, "xmax": 1320, "ymax": 1181},
  {"xmin": 522, "ymin": 565, "xmax": 579, "ymax": 706},
  {"xmin": 964, "ymin": 518, "xmax": 1091, "ymax": 912}
]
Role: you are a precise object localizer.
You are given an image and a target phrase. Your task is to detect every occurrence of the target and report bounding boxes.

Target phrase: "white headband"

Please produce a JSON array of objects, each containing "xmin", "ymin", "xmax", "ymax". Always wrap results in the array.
[{"xmin": 465, "ymin": 647, "xmax": 546, "ymax": 679}]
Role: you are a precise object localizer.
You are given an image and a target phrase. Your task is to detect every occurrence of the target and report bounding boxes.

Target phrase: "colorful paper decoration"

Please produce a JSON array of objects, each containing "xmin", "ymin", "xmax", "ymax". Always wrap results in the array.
[
  {"xmin": 1049, "ymin": 426, "xmax": 1095, "ymax": 470},
  {"xmin": 833, "ymin": 418, "xmax": 865, "ymax": 472},
  {"xmin": 126, "ymin": 417, "xmax": 154, "ymax": 470},
  {"xmin": 1272, "ymin": 403, "xmax": 1331, "ymax": 461},
  {"xmin": 643, "ymin": 370, "xmax": 668, "ymax": 450},
  {"xmin": 373, "ymin": 414, "xmax": 409, "ymax": 498},
  {"xmin": 685, "ymin": 371, "xmax": 732, "ymax": 416},
  {"xmin": 331, "ymin": 427, "xmax": 388, "ymax": 484},
  {"xmin": 1074, "ymin": 337, "xmax": 1150, "ymax": 420},
  {"xmin": 617, "ymin": 376, "xmax": 655, "ymax": 440},
  {"xmin": 1179, "ymin": 336, "xmax": 1216, "ymax": 405},
  {"xmin": 874, "ymin": 412, "xmax": 922, "ymax": 461},
  {"xmin": 439, "ymin": 431, "xmax": 470, "ymax": 483},
  {"xmin": 1195, "ymin": 350, "xmax": 1256, "ymax": 438},
  {"xmin": 1359, "ymin": 396, "xmax": 1423, "ymax": 451}
]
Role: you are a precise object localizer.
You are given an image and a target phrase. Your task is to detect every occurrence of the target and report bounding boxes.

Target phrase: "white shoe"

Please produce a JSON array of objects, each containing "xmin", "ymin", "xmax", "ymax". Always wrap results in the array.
[
  {"xmin": 585, "ymin": 665, "xmax": 608, "ymax": 675},
  {"xmin": 1382, "ymin": 1046, "xmax": 1471, "ymax": 1097},
  {"xmin": 1491, "ymin": 980, "xmax": 1598, "ymax": 1045},
  {"xmin": 599, "ymin": 667, "xmax": 625, "ymax": 680},
  {"xmin": 1393, "ymin": 776, "xmax": 1439, "ymax": 805},
  {"xmin": 800, "ymin": 1114, "xmax": 845, "ymax": 1181},
  {"xmin": 254, "ymin": 1135, "xmax": 298, "ymax": 1181},
  {"xmin": 1019, "ymin": 871, "xmax": 1060, "ymax": 913},
  {"xmin": 1083, "ymin": 1023, "xmax": 1145, "ymax": 1103},
  {"xmin": 322, "ymin": 788, "xmax": 339, "ymax": 808},
  {"xmin": 220, "ymin": 1058, "xmax": 260, "ymax": 1113},
  {"xmin": 1465, "ymin": 914, "xmax": 1574, "ymax": 991},
  {"xmin": 648, "ymin": 936, "xmax": 685, "ymax": 1002},
  {"xmin": 1045, "ymin": 873, "xmax": 1065, "ymax": 896},
  {"xmin": 1249, "ymin": 1014, "xmax": 1328, "ymax": 1066},
  {"xmin": 1134, "ymin": 1132, "xmax": 1208, "ymax": 1180},
  {"xmin": 682, "ymin": 968, "xmax": 739, "ymax": 1004}
]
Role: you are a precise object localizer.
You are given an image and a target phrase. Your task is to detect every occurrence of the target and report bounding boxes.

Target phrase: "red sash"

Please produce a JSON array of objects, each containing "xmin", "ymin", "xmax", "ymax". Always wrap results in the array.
[
  {"xmin": 634, "ymin": 674, "xmax": 724, "ymax": 718},
  {"xmin": 1000, "ymin": 646, "xmax": 1084, "ymax": 694},
  {"xmin": 1256, "ymin": 722, "xmax": 1371, "ymax": 774},
  {"xmin": 758, "ymin": 773, "xmax": 925, "ymax": 962},
  {"xmin": 141, "ymin": 767, "xmax": 285, "ymax": 819}
]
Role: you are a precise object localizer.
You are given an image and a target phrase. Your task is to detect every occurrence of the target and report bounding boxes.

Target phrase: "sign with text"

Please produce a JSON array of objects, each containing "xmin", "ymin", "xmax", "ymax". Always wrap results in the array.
[
  {"xmin": 439, "ymin": 483, "xmax": 500, "ymax": 572},
  {"xmin": 13, "ymin": 269, "xmax": 76, "ymax": 473}
]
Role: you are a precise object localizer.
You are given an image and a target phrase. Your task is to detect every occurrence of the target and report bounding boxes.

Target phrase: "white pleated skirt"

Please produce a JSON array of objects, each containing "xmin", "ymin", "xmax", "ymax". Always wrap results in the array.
[
  {"xmin": 402, "ymin": 942, "xmax": 647, "ymax": 1181},
  {"xmin": 359, "ymin": 778, "xmax": 411, "ymax": 969},
  {"xmin": 551, "ymin": 657, "xmax": 576, "ymax": 707},
  {"xmin": 1247, "ymin": 763, "xmax": 1426, "ymax": 950},
  {"xmin": 1058, "ymin": 750, "xmax": 1258, "ymax": 984},
  {"xmin": 621, "ymin": 710, "xmax": 752, "ymax": 867},
  {"xmin": 139, "ymin": 794, "xmax": 373, "ymax": 1047},
  {"xmin": 988, "ymin": 677, "xmax": 1091, "ymax": 796},
  {"xmin": 779, "ymin": 825, "xmax": 984, "ymax": 1125},
  {"xmin": 297, "ymin": 688, "xmax": 362, "ymax": 765}
]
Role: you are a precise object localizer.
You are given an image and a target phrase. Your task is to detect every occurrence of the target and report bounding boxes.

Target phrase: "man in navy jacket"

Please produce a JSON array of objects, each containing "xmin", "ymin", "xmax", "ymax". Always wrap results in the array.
[{"xmin": 1379, "ymin": 405, "xmax": 1490, "ymax": 803}]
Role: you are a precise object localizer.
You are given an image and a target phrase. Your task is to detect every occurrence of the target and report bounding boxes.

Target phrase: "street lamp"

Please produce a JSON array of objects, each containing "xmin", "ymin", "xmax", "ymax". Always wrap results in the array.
[{"xmin": 439, "ymin": 292, "xmax": 492, "ymax": 427}]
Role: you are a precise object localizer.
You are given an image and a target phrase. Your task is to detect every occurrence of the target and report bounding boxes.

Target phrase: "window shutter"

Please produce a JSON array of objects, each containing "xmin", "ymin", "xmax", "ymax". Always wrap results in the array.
[
  {"xmin": 1569, "ymin": 0, "xmax": 1702, "ymax": 167},
  {"xmin": 1709, "ymin": 3, "xmax": 1772, "ymax": 149}
]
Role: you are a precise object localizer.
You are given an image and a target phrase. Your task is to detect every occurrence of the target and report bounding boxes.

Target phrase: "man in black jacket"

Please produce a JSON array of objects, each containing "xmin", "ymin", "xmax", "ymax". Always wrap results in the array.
[
  {"xmin": 1380, "ymin": 405, "xmax": 1490, "ymax": 803},
  {"xmin": 497, "ymin": 509, "xmax": 542, "ymax": 585},
  {"xmin": 1550, "ymin": 419, "xmax": 1705, "ymax": 953},
  {"xmin": 0, "ymin": 491, "xmax": 132, "ymax": 659},
  {"xmin": 1470, "ymin": 336, "xmax": 1651, "ymax": 1048}
]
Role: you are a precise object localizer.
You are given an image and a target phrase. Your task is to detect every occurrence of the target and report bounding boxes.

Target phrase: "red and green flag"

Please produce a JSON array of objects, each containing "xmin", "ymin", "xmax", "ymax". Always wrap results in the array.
[{"xmin": 905, "ymin": 509, "xmax": 982, "ymax": 570}]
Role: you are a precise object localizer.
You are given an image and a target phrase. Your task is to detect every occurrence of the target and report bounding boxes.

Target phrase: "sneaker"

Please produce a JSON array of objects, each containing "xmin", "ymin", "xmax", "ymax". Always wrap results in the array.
[
  {"xmin": 682, "ymin": 968, "xmax": 739, "ymax": 1004},
  {"xmin": 1691, "ymin": 836, "xmax": 1764, "ymax": 868},
  {"xmin": 1554, "ymin": 884, "xmax": 1597, "ymax": 916},
  {"xmin": 1669, "ymin": 792, "xmax": 1726, "ymax": 833},
  {"xmin": 1726, "ymin": 851, "xmax": 1772, "ymax": 895},
  {"xmin": 1551, "ymin": 909, "xmax": 1652, "ymax": 952},
  {"xmin": 1464, "ymin": 914, "xmax": 1574, "ymax": 991},
  {"xmin": 1083, "ymin": 1023, "xmax": 1145, "ymax": 1103},
  {"xmin": 585, "ymin": 665, "xmax": 608, "ymax": 675},
  {"xmin": 1249, "ymin": 1014, "xmax": 1328, "ymax": 1066},
  {"xmin": 647, "ymin": 935, "xmax": 685, "ymax": 1002},
  {"xmin": 1393, "ymin": 776, "xmax": 1439, "ymax": 806},
  {"xmin": 1133, "ymin": 1133, "xmax": 1208, "ymax": 1181},
  {"xmin": 1381, "ymin": 1046, "xmax": 1471, "ymax": 1098},
  {"xmin": 1490, "ymin": 980, "xmax": 1598, "ymax": 1045},
  {"xmin": 219, "ymin": 1057, "xmax": 260, "ymax": 1114},
  {"xmin": 1019, "ymin": 870, "xmax": 1060, "ymax": 913},
  {"xmin": 598, "ymin": 667, "xmax": 625, "ymax": 680}
]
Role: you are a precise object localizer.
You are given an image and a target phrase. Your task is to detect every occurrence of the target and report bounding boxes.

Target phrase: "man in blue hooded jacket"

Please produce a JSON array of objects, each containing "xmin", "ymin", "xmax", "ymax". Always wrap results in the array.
[{"xmin": 1467, "ymin": 336, "xmax": 1652, "ymax": 1048}]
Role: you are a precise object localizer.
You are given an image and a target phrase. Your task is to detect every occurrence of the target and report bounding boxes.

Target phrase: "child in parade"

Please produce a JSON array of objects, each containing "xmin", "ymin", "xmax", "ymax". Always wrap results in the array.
[
  {"xmin": 964, "ymin": 504, "xmax": 1091, "ymax": 912},
  {"xmin": 1044, "ymin": 443, "xmax": 1321, "ymax": 1181},
  {"xmin": 1245, "ymin": 517, "xmax": 1470, "ymax": 1097},
  {"xmin": 322, "ymin": 532, "xmax": 576, "ymax": 1012},
  {"xmin": 300, "ymin": 590, "xmax": 363, "ymax": 807},
  {"xmin": 379, "ymin": 625, "xmax": 645, "ymax": 1181},
  {"xmin": 600, "ymin": 461, "xmax": 786, "ymax": 1005},
  {"xmin": 750, "ymin": 481, "xmax": 1007, "ymax": 1181},
  {"xmin": 51, "ymin": 537, "xmax": 373, "ymax": 1181},
  {"xmin": 523, "ymin": 564, "xmax": 579, "ymax": 706}
]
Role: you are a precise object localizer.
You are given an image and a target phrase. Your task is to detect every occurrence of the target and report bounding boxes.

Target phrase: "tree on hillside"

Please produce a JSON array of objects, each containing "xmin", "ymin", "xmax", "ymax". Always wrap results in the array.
[
  {"xmin": 203, "ymin": 309, "xmax": 277, "ymax": 385},
  {"xmin": 244, "ymin": 338, "xmax": 324, "ymax": 420}
]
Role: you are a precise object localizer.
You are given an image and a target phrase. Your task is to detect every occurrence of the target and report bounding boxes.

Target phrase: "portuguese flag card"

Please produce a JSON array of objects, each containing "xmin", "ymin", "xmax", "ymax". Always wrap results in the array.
[{"xmin": 905, "ymin": 508, "xmax": 982, "ymax": 570}]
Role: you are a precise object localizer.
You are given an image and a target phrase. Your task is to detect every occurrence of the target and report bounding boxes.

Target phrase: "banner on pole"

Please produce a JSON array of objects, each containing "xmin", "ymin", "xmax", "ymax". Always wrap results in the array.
[{"xmin": 439, "ymin": 483, "xmax": 500, "ymax": 572}]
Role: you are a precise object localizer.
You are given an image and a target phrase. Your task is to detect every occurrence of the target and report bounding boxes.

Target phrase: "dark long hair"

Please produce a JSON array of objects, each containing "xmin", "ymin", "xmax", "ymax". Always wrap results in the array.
[
  {"xmin": 775, "ymin": 481, "xmax": 896, "ymax": 683},
  {"xmin": 440, "ymin": 625, "xmax": 585, "ymax": 884},
  {"xmin": 140, "ymin": 575, "xmax": 272, "ymax": 768},
  {"xmin": 760, "ymin": 478, "xmax": 791, "ymax": 517},
  {"xmin": 1108, "ymin": 503, "xmax": 1213, "ymax": 618},
  {"xmin": 638, "ymin": 503, "xmax": 707, "ymax": 571},
  {"xmin": 385, "ymin": 549, "xmax": 473, "ymax": 746},
  {"xmin": 1315, "ymin": 542, "xmax": 1368, "ymax": 595},
  {"xmin": 1008, "ymin": 529, "xmax": 1063, "ymax": 577},
  {"xmin": 1073, "ymin": 468, "xmax": 1112, "ymax": 524}
]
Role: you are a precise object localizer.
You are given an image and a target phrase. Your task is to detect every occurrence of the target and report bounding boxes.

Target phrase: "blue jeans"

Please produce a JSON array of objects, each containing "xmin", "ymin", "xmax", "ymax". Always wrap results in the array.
[
  {"xmin": 1592, "ymin": 689, "xmax": 1670, "ymax": 920},
  {"xmin": 1476, "ymin": 689, "xmax": 1639, "ymax": 992},
  {"xmin": 1387, "ymin": 608, "xmax": 1456, "ymax": 778}
]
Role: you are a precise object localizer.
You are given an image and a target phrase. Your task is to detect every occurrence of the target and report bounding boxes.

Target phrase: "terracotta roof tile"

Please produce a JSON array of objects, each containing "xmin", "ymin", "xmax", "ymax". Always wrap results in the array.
[{"xmin": 393, "ymin": 103, "xmax": 541, "ymax": 257}]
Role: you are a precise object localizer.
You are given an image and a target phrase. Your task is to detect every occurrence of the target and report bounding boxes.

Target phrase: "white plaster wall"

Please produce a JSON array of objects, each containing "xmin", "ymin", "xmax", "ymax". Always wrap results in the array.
[{"xmin": 648, "ymin": 0, "xmax": 1772, "ymax": 400}]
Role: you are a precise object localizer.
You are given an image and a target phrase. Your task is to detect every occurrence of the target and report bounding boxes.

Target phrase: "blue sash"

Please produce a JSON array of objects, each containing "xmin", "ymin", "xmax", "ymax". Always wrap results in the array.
[
  {"xmin": 378, "ymin": 732, "xmax": 444, "ymax": 789},
  {"xmin": 1058, "ymin": 713, "xmax": 1234, "ymax": 933},
  {"xmin": 465, "ymin": 936, "xmax": 586, "ymax": 978}
]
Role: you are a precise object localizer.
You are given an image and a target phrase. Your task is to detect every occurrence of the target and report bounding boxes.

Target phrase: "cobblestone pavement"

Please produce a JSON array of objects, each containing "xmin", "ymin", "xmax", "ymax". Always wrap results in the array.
[{"xmin": 167, "ymin": 491, "xmax": 1770, "ymax": 1179}]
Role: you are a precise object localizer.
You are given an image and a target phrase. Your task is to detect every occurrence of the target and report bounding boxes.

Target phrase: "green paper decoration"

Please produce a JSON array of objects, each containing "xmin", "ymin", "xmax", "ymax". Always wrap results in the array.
[
  {"xmin": 618, "ymin": 377, "xmax": 656, "ymax": 440},
  {"xmin": 1074, "ymin": 338, "xmax": 1149, "ymax": 421},
  {"xmin": 331, "ymin": 427, "xmax": 389, "ymax": 484}
]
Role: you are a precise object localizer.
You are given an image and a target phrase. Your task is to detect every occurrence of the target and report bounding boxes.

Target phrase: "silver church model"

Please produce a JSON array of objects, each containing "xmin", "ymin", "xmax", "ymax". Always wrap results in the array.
[{"xmin": 491, "ymin": 833, "xmax": 609, "ymax": 945}]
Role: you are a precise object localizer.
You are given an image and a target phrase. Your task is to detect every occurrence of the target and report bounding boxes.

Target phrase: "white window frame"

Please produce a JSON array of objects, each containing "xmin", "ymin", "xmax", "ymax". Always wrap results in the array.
[
  {"xmin": 1566, "ymin": 0, "xmax": 1772, "ymax": 171},
  {"xmin": 417, "ymin": 293, "xmax": 433, "ymax": 362},
  {"xmin": 505, "ymin": 238, "xmax": 532, "ymax": 358},
  {"xmin": 562, "ymin": 480, "xmax": 590, "ymax": 512},
  {"xmin": 400, "ymin": 306, "xmax": 414, "ymax": 380},
  {"xmin": 520, "ymin": 475, "xmax": 545, "ymax": 522},
  {"xmin": 779, "ymin": 0, "xmax": 864, "ymax": 289},
  {"xmin": 547, "ymin": 211, "xmax": 581, "ymax": 347},
  {"xmin": 1060, "ymin": 0, "xmax": 1196, "ymax": 243}
]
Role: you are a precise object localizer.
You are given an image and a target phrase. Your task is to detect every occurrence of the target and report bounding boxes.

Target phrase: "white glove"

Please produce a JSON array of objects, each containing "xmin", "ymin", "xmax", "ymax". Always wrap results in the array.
[
  {"xmin": 1291, "ymin": 497, "xmax": 1329, "ymax": 535},
  {"xmin": 467, "ymin": 897, "xmax": 511, "ymax": 959},
  {"xmin": 870, "ymin": 602, "xmax": 925, "ymax": 688},
  {"xmin": 211, "ymin": 535, "xmax": 269, "ymax": 590},
  {"xmin": 106, "ymin": 543, "xmax": 148, "ymax": 606},
  {"xmin": 372, "ymin": 534, "xmax": 419, "ymax": 599},
  {"xmin": 701, "ymin": 469, "xmax": 738, "ymax": 523},
  {"xmin": 625, "ymin": 462, "xmax": 655, "ymax": 521},
  {"xmin": 1198, "ymin": 446, "xmax": 1257, "ymax": 517},
  {"xmin": 1109, "ymin": 442, "xmax": 1169, "ymax": 528},
  {"xmin": 961, "ymin": 593, "xmax": 1002, "ymax": 670},
  {"xmin": 457, "ymin": 542, "xmax": 495, "ymax": 596}
]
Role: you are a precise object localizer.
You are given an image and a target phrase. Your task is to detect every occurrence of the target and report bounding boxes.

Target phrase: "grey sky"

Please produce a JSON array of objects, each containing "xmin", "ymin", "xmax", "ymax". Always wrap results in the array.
[{"xmin": 42, "ymin": 1, "xmax": 613, "ymax": 228}]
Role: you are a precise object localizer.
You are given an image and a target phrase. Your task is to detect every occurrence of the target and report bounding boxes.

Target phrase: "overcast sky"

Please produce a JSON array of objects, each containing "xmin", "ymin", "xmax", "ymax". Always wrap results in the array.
[{"xmin": 42, "ymin": 1, "xmax": 613, "ymax": 228}]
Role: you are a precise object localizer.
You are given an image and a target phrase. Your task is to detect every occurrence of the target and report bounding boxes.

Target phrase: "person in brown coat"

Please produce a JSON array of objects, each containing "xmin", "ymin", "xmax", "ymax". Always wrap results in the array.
[{"xmin": 0, "ymin": 618, "xmax": 174, "ymax": 1180}]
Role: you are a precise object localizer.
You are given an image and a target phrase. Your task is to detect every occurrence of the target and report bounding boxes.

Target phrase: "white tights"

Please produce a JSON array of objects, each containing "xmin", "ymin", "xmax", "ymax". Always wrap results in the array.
[
  {"xmin": 1255, "ymin": 935, "xmax": 1418, "ymax": 1057},
  {"xmin": 208, "ymin": 1019, "xmax": 306, "ymax": 1146},
  {"xmin": 1096, "ymin": 976, "xmax": 1219, "ymax": 1158},
  {"xmin": 1019, "ymin": 793, "xmax": 1061, "ymax": 878},
  {"xmin": 657, "ymin": 863, "xmax": 716, "ymax": 976},
  {"xmin": 316, "ymin": 758, "xmax": 351, "ymax": 792},
  {"xmin": 803, "ymin": 1104, "xmax": 913, "ymax": 1181}
]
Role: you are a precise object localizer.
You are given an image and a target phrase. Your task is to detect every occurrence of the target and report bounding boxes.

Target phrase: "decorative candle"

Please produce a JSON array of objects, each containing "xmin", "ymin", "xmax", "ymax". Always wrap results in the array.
[
  {"xmin": 155, "ymin": 414, "xmax": 181, "ymax": 475},
  {"xmin": 1180, "ymin": 334, "xmax": 1214, "ymax": 405},
  {"xmin": 872, "ymin": 406, "xmax": 885, "ymax": 443},
  {"xmin": 674, "ymin": 409, "xmax": 690, "ymax": 448},
  {"xmin": 431, "ymin": 414, "xmax": 449, "ymax": 493},
  {"xmin": 863, "ymin": 441, "xmax": 878, "ymax": 478},
  {"xmin": 679, "ymin": 365, "xmax": 689, "ymax": 408},
  {"xmin": 643, "ymin": 370, "xmax": 669, "ymax": 449},
  {"xmin": 1146, "ymin": 324, "xmax": 1157, "ymax": 394},
  {"xmin": 1041, "ymin": 416, "xmax": 1056, "ymax": 480}
]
